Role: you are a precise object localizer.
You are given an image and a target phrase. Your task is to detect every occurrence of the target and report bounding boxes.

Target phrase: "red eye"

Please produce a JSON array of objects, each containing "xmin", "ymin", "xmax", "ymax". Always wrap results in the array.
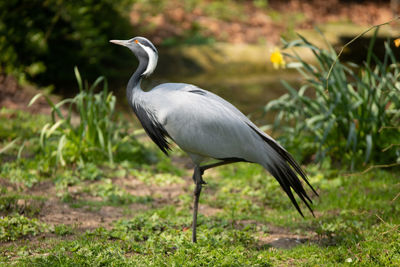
[{"xmin": 134, "ymin": 40, "xmax": 139, "ymax": 44}]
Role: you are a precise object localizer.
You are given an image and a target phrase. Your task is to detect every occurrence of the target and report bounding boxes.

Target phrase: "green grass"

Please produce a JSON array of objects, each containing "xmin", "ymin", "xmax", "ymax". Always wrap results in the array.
[
  {"xmin": 0, "ymin": 214, "xmax": 48, "ymax": 242},
  {"xmin": 1, "ymin": 167, "xmax": 399, "ymax": 265},
  {"xmin": 1, "ymin": 106, "xmax": 399, "ymax": 265}
]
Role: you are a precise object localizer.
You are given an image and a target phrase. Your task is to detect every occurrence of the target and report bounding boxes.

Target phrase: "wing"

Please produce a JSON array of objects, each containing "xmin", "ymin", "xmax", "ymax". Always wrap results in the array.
[
  {"xmin": 149, "ymin": 85, "xmax": 261, "ymax": 161},
  {"xmin": 131, "ymin": 99, "xmax": 171, "ymax": 155}
]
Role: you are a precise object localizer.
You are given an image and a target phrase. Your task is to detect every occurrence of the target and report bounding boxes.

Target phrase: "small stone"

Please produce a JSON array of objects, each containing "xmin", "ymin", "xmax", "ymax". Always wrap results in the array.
[
  {"xmin": 345, "ymin": 258, "xmax": 353, "ymax": 263},
  {"xmin": 17, "ymin": 199, "xmax": 26, "ymax": 207}
]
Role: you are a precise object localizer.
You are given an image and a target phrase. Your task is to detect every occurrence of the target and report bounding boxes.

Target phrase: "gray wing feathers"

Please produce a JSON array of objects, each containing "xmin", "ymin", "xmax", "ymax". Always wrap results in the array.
[{"xmin": 132, "ymin": 102, "xmax": 171, "ymax": 155}]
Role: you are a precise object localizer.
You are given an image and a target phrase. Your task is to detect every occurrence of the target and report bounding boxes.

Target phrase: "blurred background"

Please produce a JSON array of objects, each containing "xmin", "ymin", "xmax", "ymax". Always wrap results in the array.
[{"xmin": 1, "ymin": 0, "xmax": 399, "ymax": 117}]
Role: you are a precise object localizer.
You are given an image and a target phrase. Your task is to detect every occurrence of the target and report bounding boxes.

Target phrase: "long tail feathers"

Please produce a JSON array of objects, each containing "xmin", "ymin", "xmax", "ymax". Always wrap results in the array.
[
  {"xmin": 267, "ymin": 161, "xmax": 315, "ymax": 217},
  {"xmin": 247, "ymin": 123, "xmax": 318, "ymax": 216}
]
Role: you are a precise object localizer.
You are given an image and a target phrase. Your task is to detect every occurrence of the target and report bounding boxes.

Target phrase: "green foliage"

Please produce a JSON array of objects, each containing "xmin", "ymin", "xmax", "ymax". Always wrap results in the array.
[
  {"xmin": 0, "ymin": 0, "xmax": 133, "ymax": 89},
  {"xmin": 203, "ymin": 0, "xmax": 246, "ymax": 22},
  {"xmin": 253, "ymin": 0, "xmax": 268, "ymax": 9},
  {"xmin": 0, "ymin": 214, "xmax": 47, "ymax": 241},
  {"xmin": 53, "ymin": 224, "xmax": 74, "ymax": 236},
  {"xmin": 29, "ymin": 68, "xmax": 149, "ymax": 167},
  {"xmin": 0, "ymin": 108, "xmax": 48, "ymax": 141},
  {"xmin": 78, "ymin": 162, "xmax": 104, "ymax": 181},
  {"xmin": 0, "ymin": 161, "xmax": 43, "ymax": 188},
  {"xmin": 0, "ymin": 108, "xmax": 49, "ymax": 165},
  {"xmin": 265, "ymin": 30, "xmax": 400, "ymax": 169}
]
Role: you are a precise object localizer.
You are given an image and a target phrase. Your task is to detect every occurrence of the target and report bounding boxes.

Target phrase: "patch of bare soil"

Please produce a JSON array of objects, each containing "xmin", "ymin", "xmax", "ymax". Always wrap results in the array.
[
  {"xmin": 24, "ymin": 181, "xmax": 121, "ymax": 229},
  {"xmin": 0, "ymin": 178, "xmax": 17, "ymax": 192},
  {"xmin": 1, "ymin": 179, "xmax": 136, "ymax": 230},
  {"xmin": 198, "ymin": 204, "xmax": 222, "ymax": 217},
  {"xmin": 0, "ymin": 74, "xmax": 59, "ymax": 115},
  {"xmin": 38, "ymin": 202, "xmax": 124, "ymax": 230},
  {"xmin": 115, "ymin": 174, "xmax": 189, "ymax": 203},
  {"xmin": 42, "ymin": 174, "xmax": 223, "ymax": 230},
  {"xmin": 1, "ymin": 159, "xmax": 220, "ymax": 232},
  {"xmin": 235, "ymin": 220, "xmax": 316, "ymax": 249},
  {"xmin": 258, "ymin": 224, "xmax": 334, "ymax": 250},
  {"xmin": 114, "ymin": 172, "xmax": 223, "ymax": 215},
  {"xmin": 259, "ymin": 232, "xmax": 311, "ymax": 249},
  {"xmin": 22, "ymin": 172, "xmax": 198, "ymax": 230}
]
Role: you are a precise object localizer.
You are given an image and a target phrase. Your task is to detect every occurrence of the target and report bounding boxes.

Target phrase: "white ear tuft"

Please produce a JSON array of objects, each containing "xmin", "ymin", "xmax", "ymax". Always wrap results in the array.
[{"xmin": 139, "ymin": 43, "xmax": 158, "ymax": 76}]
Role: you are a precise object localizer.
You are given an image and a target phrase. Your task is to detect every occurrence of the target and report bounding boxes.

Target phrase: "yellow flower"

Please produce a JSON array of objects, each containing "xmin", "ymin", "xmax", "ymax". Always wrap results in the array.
[
  {"xmin": 394, "ymin": 38, "xmax": 400, "ymax": 48},
  {"xmin": 270, "ymin": 48, "xmax": 286, "ymax": 69}
]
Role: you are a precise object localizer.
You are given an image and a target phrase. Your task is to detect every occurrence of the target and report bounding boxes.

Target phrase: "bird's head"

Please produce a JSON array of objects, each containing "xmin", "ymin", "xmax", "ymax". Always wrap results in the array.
[{"xmin": 110, "ymin": 37, "xmax": 158, "ymax": 77}]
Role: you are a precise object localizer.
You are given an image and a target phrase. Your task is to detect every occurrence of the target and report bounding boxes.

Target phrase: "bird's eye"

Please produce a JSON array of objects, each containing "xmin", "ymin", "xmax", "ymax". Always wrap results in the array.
[{"xmin": 134, "ymin": 40, "xmax": 139, "ymax": 44}]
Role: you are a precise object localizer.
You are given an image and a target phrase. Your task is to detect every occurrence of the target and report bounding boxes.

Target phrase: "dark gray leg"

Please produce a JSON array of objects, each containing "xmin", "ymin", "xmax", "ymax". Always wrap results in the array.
[
  {"xmin": 199, "ymin": 159, "xmax": 242, "ymax": 174},
  {"xmin": 191, "ymin": 160, "xmax": 239, "ymax": 242},
  {"xmin": 192, "ymin": 166, "xmax": 203, "ymax": 243}
]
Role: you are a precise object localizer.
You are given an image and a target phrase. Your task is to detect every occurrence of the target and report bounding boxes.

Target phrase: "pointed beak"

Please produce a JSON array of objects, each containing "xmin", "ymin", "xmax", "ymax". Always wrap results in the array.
[{"xmin": 109, "ymin": 39, "xmax": 129, "ymax": 47}]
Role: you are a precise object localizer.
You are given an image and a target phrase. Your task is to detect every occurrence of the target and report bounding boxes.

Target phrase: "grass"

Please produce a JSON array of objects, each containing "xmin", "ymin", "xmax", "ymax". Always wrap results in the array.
[
  {"xmin": 0, "ymin": 164, "xmax": 399, "ymax": 265},
  {"xmin": 0, "ymin": 108, "xmax": 399, "ymax": 266}
]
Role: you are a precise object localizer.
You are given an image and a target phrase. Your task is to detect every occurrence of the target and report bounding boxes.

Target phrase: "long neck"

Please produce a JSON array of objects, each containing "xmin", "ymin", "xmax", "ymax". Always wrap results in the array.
[{"xmin": 126, "ymin": 58, "xmax": 148, "ymax": 103}]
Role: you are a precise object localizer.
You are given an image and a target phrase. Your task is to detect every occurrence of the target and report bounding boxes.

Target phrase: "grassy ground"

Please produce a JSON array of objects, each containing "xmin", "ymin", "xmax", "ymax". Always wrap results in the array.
[{"xmin": 0, "ymin": 108, "xmax": 399, "ymax": 266}]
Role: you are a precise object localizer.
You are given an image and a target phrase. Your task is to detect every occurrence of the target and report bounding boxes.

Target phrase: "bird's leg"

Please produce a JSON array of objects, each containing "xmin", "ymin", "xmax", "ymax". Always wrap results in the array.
[
  {"xmin": 192, "ymin": 166, "xmax": 203, "ymax": 243},
  {"xmin": 191, "ymin": 160, "xmax": 242, "ymax": 242},
  {"xmin": 199, "ymin": 159, "xmax": 239, "ymax": 174}
]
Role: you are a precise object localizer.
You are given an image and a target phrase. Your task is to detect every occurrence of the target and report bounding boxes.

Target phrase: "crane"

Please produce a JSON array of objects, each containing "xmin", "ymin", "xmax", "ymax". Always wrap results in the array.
[{"xmin": 110, "ymin": 37, "xmax": 318, "ymax": 243}]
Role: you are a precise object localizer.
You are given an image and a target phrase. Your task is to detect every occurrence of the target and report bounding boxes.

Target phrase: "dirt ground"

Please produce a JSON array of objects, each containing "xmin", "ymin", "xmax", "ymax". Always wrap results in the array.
[
  {"xmin": 1, "ymin": 168, "xmax": 314, "ymax": 249},
  {"xmin": 0, "ymin": 74, "xmax": 59, "ymax": 115},
  {"xmin": 0, "ymin": 111, "xmax": 314, "ymax": 251}
]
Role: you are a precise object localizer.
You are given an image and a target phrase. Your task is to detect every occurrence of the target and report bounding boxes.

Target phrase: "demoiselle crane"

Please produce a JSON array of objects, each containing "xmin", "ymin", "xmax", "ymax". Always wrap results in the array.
[{"xmin": 110, "ymin": 37, "xmax": 318, "ymax": 243}]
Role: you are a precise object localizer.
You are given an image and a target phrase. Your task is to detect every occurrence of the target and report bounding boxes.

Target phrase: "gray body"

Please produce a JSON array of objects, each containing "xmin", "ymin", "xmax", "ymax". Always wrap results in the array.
[{"xmin": 134, "ymin": 83, "xmax": 277, "ymax": 164}]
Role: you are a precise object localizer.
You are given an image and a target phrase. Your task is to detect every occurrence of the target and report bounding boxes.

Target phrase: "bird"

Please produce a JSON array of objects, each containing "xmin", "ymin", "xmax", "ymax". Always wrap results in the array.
[{"xmin": 110, "ymin": 37, "xmax": 318, "ymax": 243}]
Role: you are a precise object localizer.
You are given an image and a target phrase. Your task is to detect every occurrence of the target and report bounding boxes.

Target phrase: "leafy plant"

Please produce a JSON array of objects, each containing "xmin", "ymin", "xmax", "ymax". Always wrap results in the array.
[
  {"xmin": 53, "ymin": 224, "xmax": 74, "ymax": 236},
  {"xmin": 29, "ymin": 67, "xmax": 149, "ymax": 167},
  {"xmin": 265, "ymin": 29, "xmax": 400, "ymax": 169},
  {"xmin": 0, "ymin": 214, "xmax": 47, "ymax": 241}
]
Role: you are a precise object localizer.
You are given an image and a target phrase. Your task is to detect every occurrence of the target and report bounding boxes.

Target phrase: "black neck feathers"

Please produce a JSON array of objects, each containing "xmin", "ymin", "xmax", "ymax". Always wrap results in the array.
[{"xmin": 126, "ymin": 56, "xmax": 148, "ymax": 103}]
